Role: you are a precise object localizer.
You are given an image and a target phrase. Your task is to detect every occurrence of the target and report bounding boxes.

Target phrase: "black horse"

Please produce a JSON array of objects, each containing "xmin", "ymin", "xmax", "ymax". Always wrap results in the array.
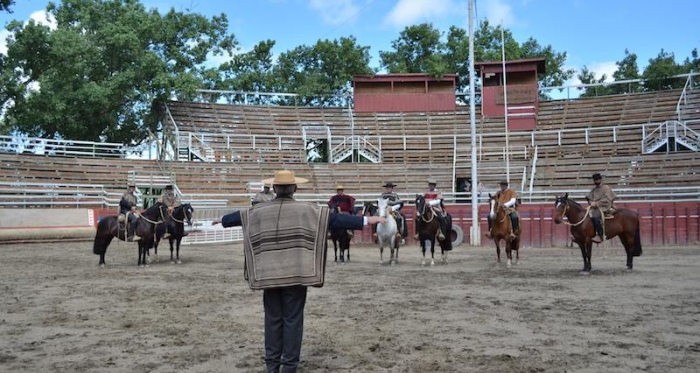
[
  {"xmin": 153, "ymin": 203, "xmax": 194, "ymax": 264},
  {"xmin": 93, "ymin": 202, "xmax": 168, "ymax": 267},
  {"xmin": 328, "ymin": 203, "xmax": 352, "ymax": 263},
  {"xmin": 415, "ymin": 195, "xmax": 452, "ymax": 266}
]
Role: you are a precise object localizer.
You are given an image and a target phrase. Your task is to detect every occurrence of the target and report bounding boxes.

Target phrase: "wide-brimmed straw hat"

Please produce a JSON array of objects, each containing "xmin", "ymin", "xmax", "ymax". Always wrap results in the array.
[
  {"xmin": 263, "ymin": 170, "xmax": 308, "ymax": 185},
  {"xmin": 382, "ymin": 182, "xmax": 397, "ymax": 188},
  {"xmin": 427, "ymin": 178, "xmax": 437, "ymax": 184},
  {"xmin": 336, "ymin": 184, "xmax": 344, "ymax": 190}
]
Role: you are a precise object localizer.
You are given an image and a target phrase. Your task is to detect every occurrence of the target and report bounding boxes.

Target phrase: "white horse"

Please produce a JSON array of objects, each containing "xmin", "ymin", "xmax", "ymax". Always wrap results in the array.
[{"xmin": 375, "ymin": 198, "xmax": 400, "ymax": 265}]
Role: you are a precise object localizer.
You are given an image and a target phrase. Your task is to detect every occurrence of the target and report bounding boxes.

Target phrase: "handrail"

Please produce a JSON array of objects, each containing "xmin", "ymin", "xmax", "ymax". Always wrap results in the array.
[{"xmin": 676, "ymin": 72, "xmax": 694, "ymax": 121}]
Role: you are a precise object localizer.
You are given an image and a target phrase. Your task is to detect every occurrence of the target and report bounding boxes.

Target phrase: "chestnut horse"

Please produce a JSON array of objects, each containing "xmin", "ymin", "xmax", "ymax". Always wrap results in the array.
[
  {"xmin": 553, "ymin": 193, "xmax": 642, "ymax": 273},
  {"xmin": 414, "ymin": 195, "xmax": 452, "ymax": 266},
  {"xmin": 487, "ymin": 193, "xmax": 521, "ymax": 268},
  {"xmin": 93, "ymin": 202, "xmax": 168, "ymax": 267}
]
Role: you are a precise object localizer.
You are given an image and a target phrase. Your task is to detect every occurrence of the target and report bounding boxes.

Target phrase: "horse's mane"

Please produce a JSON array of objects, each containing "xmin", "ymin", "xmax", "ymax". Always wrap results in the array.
[{"xmin": 566, "ymin": 197, "xmax": 584, "ymax": 209}]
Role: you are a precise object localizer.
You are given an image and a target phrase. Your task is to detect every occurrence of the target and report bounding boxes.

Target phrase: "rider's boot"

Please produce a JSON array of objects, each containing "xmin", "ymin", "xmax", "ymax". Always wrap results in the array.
[
  {"xmin": 130, "ymin": 220, "xmax": 141, "ymax": 241},
  {"xmin": 591, "ymin": 218, "xmax": 604, "ymax": 243},
  {"xmin": 509, "ymin": 213, "xmax": 518, "ymax": 240},
  {"xmin": 346, "ymin": 229, "xmax": 354, "ymax": 238},
  {"xmin": 437, "ymin": 214, "xmax": 447, "ymax": 241},
  {"xmin": 485, "ymin": 216, "xmax": 493, "ymax": 238},
  {"xmin": 163, "ymin": 231, "xmax": 171, "ymax": 239}
]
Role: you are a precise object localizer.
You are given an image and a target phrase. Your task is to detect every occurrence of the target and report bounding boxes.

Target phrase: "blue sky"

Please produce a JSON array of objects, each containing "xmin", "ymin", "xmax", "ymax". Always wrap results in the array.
[{"xmin": 1, "ymin": 0, "xmax": 698, "ymax": 88}]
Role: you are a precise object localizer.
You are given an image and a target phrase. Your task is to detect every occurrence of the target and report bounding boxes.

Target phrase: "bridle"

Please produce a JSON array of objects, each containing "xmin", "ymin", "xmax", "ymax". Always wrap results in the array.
[
  {"xmin": 417, "ymin": 197, "xmax": 435, "ymax": 223},
  {"xmin": 556, "ymin": 198, "xmax": 591, "ymax": 227},
  {"xmin": 490, "ymin": 198, "xmax": 508, "ymax": 223}
]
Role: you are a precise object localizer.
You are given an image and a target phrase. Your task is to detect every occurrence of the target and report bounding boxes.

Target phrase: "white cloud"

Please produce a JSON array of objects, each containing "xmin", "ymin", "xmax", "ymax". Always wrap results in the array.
[
  {"xmin": 384, "ymin": 0, "xmax": 455, "ymax": 28},
  {"xmin": 567, "ymin": 61, "xmax": 617, "ymax": 86},
  {"xmin": 309, "ymin": 0, "xmax": 361, "ymax": 26},
  {"xmin": 1, "ymin": 10, "xmax": 56, "ymax": 56},
  {"xmin": 482, "ymin": 0, "xmax": 516, "ymax": 27}
]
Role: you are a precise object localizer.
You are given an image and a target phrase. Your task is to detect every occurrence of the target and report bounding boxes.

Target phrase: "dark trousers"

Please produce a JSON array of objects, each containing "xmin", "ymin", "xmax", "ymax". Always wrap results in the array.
[{"xmin": 263, "ymin": 285, "xmax": 308, "ymax": 373}]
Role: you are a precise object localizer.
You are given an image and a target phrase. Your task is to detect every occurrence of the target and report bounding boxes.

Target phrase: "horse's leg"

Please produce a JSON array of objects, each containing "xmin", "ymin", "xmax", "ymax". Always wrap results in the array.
[
  {"xmin": 169, "ymin": 237, "xmax": 176, "ymax": 263},
  {"xmin": 389, "ymin": 237, "xmax": 396, "ymax": 266},
  {"xmin": 378, "ymin": 238, "xmax": 384, "ymax": 265},
  {"xmin": 576, "ymin": 242, "xmax": 589, "ymax": 273},
  {"xmin": 96, "ymin": 236, "xmax": 114, "ymax": 267},
  {"xmin": 429, "ymin": 239, "xmax": 436, "ymax": 266},
  {"xmin": 175, "ymin": 238, "xmax": 182, "ymax": 264},
  {"xmin": 495, "ymin": 239, "xmax": 501, "ymax": 263},
  {"xmin": 619, "ymin": 233, "xmax": 634, "ymax": 270},
  {"xmin": 420, "ymin": 237, "xmax": 428, "ymax": 266},
  {"xmin": 506, "ymin": 238, "xmax": 513, "ymax": 268}
]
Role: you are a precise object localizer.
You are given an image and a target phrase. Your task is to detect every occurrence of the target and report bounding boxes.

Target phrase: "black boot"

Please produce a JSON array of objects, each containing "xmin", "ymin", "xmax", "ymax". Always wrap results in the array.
[
  {"xmin": 437, "ymin": 214, "xmax": 447, "ymax": 241},
  {"xmin": 509, "ymin": 213, "xmax": 519, "ymax": 239},
  {"xmin": 485, "ymin": 216, "xmax": 493, "ymax": 238},
  {"xmin": 591, "ymin": 217, "xmax": 604, "ymax": 243},
  {"xmin": 130, "ymin": 220, "xmax": 141, "ymax": 241}
]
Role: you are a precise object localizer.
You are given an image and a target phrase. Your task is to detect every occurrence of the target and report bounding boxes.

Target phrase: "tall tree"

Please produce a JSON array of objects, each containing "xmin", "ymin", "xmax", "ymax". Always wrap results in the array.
[
  {"xmin": 1, "ymin": 0, "xmax": 14, "ymax": 13},
  {"xmin": 215, "ymin": 40, "xmax": 276, "ymax": 104},
  {"xmin": 271, "ymin": 36, "xmax": 373, "ymax": 106},
  {"xmin": 642, "ymin": 49, "xmax": 685, "ymax": 91},
  {"xmin": 384, "ymin": 20, "xmax": 574, "ymax": 95},
  {"xmin": 0, "ymin": 0, "xmax": 237, "ymax": 144}
]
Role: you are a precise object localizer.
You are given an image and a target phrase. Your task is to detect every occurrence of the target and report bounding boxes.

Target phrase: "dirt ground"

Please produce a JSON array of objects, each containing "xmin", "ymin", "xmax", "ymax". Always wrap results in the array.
[{"xmin": 1, "ymin": 240, "xmax": 699, "ymax": 373}]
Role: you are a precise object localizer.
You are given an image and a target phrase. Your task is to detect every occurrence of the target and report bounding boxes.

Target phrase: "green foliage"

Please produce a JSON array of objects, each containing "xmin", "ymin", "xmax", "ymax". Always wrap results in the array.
[
  {"xmin": 1, "ymin": 0, "xmax": 14, "ymax": 13},
  {"xmin": 382, "ymin": 21, "xmax": 574, "ymax": 95},
  {"xmin": 642, "ymin": 49, "xmax": 685, "ymax": 90},
  {"xmin": 0, "ymin": 0, "xmax": 236, "ymax": 144}
]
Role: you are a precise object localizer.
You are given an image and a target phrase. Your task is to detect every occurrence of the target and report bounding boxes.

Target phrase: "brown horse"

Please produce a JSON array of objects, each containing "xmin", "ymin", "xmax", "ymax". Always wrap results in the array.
[
  {"xmin": 93, "ymin": 202, "xmax": 168, "ymax": 267},
  {"xmin": 487, "ymin": 193, "xmax": 521, "ymax": 268},
  {"xmin": 553, "ymin": 193, "xmax": 642, "ymax": 273},
  {"xmin": 414, "ymin": 195, "xmax": 452, "ymax": 266}
]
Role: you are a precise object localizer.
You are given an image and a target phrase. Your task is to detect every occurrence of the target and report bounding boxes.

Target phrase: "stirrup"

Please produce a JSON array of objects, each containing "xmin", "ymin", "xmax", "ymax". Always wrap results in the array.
[
  {"xmin": 132, "ymin": 235, "xmax": 141, "ymax": 242},
  {"xmin": 508, "ymin": 233, "xmax": 516, "ymax": 240},
  {"xmin": 592, "ymin": 235, "xmax": 603, "ymax": 243},
  {"xmin": 347, "ymin": 229, "xmax": 354, "ymax": 237},
  {"xmin": 163, "ymin": 233, "xmax": 171, "ymax": 239},
  {"xmin": 413, "ymin": 233, "xmax": 419, "ymax": 240},
  {"xmin": 437, "ymin": 232, "xmax": 446, "ymax": 241},
  {"xmin": 372, "ymin": 233, "xmax": 377, "ymax": 239},
  {"xmin": 485, "ymin": 232, "xmax": 492, "ymax": 239}
]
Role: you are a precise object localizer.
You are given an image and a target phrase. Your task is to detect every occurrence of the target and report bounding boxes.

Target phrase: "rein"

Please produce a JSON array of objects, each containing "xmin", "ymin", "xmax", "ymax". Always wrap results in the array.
[
  {"xmin": 418, "ymin": 201, "xmax": 435, "ymax": 223},
  {"xmin": 139, "ymin": 207, "xmax": 165, "ymax": 225},
  {"xmin": 490, "ymin": 200, "xmax": 508, "ymax": 223},
  {"xmin": 559, "ymin": 201, "xmax": 592, "ymax": 227}
]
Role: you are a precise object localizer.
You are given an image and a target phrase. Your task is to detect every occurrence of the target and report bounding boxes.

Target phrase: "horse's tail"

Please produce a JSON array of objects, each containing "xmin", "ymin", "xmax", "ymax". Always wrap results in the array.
[
  {"xmin": 93, "ymin": 218, "xmax": 110, "ymax": 255},
  {"xmin": 632, "ymin": 223, "xmax": 642, "ymax": 257}
]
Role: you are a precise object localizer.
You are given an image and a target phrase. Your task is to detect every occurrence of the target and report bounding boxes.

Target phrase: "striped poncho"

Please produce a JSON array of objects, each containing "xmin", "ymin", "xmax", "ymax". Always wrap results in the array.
[{"xmin": 240, "ymin": 198, "xmax": 330, "ymax": 290}]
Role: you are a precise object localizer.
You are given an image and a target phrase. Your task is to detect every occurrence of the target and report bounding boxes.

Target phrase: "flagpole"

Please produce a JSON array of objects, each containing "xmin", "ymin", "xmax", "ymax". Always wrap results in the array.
[
  {"xmin": 501, "ymin": 23, "xmax": 510, "ymax": 181},
  {"xmin": 468, "ymin": 0, "xmax": 480, "ymax": 246}
]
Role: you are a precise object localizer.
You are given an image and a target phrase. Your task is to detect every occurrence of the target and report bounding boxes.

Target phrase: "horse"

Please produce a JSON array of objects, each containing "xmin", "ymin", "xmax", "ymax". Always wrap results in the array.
[
  {"xmin": 414, "ymin": 195, "xmax": 452, "ymax": 266},
  {"xmin": 364, "ymin": 198, "xmax": 400, "ymax": 265},
  {"xmin": 553, "ymin": 193, "xmax": 642, "ymax": 273},
  {"xmin": 153, "ymin": 203, "xmax": 194, "ymax": 264},
  {"xmin": 328, "ymin": 203, "xmax": 352, "ymax": 263},
  {"xmin": 487, "ymin": 193, "xmax": 521, "ymax": 268},
  {"xmin": 93, "ymin": 202, "xmax": 168, "ymax": 268}
]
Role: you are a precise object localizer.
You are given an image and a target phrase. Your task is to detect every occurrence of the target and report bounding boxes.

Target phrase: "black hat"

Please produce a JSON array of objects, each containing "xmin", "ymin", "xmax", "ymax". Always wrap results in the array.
[
  {"xmin": 382, "ymin": 182, "xmax": 397, "ymax": 188},
  {"xmin": 128, "ymin": 184, "xmax": 136, "ymax": 188},
  {"xmin": 592, "ymin": 173, "xmax": 602, "ymax": 180},
  {"xmin": 499, "ymin": 179, "xmax": 509, "ymax": 185},
  {"xmin": 165, "ymin": 184, "xmax": 173, "ymax": 189}
]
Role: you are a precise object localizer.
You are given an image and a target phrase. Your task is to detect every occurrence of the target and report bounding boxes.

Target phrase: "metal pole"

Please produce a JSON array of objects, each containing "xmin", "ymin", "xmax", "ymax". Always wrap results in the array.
[
  {"xmin": 469, "ymin": 0, "xmax": 481, "ymax": 246},
  {"xmin": 501, "ymin": 24, "xmax": 510, "ymax": 181}
]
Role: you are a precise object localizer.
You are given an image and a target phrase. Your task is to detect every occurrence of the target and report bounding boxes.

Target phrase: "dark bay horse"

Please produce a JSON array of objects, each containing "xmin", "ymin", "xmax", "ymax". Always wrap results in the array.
[
  {"xmin": 553, "ymin": 193, "xmax": 642, "ymax": 272},
  {"xmin": 487, "ymin": 193, "xmax": 521, "ymax": 268},
  {"xmin": 328, "ymin": 203, "xmax": 352, "ymax": 263},
  {"xmin": 415, "ymin": 195, "xmax": 452, "ymax": 266},
  {"xmin": 93, "ymin": 202, "xmax": 168, "ymax": 267},
  {"xmin": 363, "ymin": 199, "xmax": 400, "ymax": 265},
  {"xmin": 154, "ymin": 203, "xmax": 194, "ymax": 264}
]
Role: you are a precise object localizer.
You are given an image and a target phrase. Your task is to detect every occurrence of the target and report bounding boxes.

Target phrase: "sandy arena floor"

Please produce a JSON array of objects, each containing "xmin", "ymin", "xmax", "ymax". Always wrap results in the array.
[{"xmin": 1, "ymin": 241, "xmax": 699, "ymax": 372}]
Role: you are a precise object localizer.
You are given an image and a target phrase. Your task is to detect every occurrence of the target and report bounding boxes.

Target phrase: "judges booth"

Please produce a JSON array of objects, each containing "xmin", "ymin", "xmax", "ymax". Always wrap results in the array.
[
  {"xmin": 352, "ymin": 74, "xmax": 458, "ymax": 113},
  {"xmin": 476, "ymin": 58, "xmax": 545, "ymax": 131}
]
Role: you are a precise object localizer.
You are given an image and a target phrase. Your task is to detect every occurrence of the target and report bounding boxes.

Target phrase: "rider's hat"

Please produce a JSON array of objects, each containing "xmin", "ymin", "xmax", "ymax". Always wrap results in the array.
[
  {"xmin": 427, "ymin": 178, "xmax": 437, "ymax": 184},
  {"xmin": 499, "ymin": 179, "xmax": 509, "ymax": 185},
  {"xmin": 263, "ymin": 170, "xmax": 308, "ymax": 185},
  {"xmin": 128, "ymin": 184, "xmax": 136, "ymax": 188},
  {"xmin": 592, "ymin": 173, "xmax": 602, "ymax": 180},
  {"xmin": 165, "ymin": 184, "xmax": 173, "ymax": 190},
  {"xmin": 382, "ymin": 181, "xmax": 397, "ymax": 188},
  {"xmin": 336, "ymin": 184, "xmax": 344, "ymax": 190},
  {"xmin": 263, "ymin": 182, "xmax": 271, "ymax": 188}
]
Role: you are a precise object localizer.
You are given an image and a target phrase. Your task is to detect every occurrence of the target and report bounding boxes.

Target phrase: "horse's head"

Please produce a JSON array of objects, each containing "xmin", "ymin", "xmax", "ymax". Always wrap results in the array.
[
  {"xmin": 363, "ymin": 201, "xmax": 377, "ymax": 217},
  {"xmin": 488, "ymin": 193, "xmax": 504, "ymax": 219},
  {"xmin": 179, "ymin": 203, "xmax": 194, "ymax": 226},
  {"xmin": 143, "ymin": 202, "xmax": 168, "ymax": 222},
  {"xmin": 415, "ymin": 194, "xmax": 431, "ymax": 218},
  {"xmin": 377, "ymin": 198, "xmax": 390, "ymax": 218},
  {"xmin": 553, "ymin": 193, "xmax": 569, "ymax": 224}
]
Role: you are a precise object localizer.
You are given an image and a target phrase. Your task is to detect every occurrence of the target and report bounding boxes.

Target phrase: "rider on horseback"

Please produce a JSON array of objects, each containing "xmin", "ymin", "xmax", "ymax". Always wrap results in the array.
[
  {"xmin": 373, "ymin": 181, "xmax": 407, "ymax": 244},
  {"xmin": 159, "ymin": 184, "xmax": 182, "ymax": 239},
  {"xmin": 415, "ymin": 178, "xmax": 448, "ymax": 241},
  {"xmin": 586, "ymin": 173, "xmax": 616, "ymax": 243},
  {"xmin": 486, "ymin": 179, "xmax": 520, "ymax": 240},
  {"xmin": 328, "ymin": 184, "xmax": 356, "ymax": 237},
  {"xmin": 119, "ymin": 184, "xmax": 140, "ymax": 241}
]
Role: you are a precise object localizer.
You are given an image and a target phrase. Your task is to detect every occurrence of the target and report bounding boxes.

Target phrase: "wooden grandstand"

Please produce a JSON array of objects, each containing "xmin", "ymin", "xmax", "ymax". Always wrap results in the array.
[{"xmin": 1, "ymin": 84, "xmax": 699, "ymax": 207}]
